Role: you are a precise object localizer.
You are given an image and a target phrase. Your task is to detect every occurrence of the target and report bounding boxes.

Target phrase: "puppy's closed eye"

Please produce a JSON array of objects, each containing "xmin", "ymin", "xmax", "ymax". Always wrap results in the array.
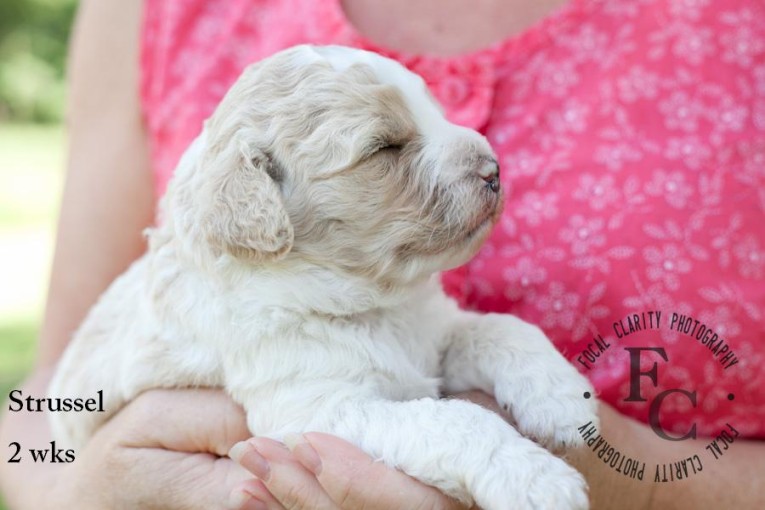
[
  {"xmin": 377, "ymin": 142, "xmax": 404, "ymax": 152},
  {"xmin": 367, "ymin": 140, "xmax": 404, "ymax": 158}
]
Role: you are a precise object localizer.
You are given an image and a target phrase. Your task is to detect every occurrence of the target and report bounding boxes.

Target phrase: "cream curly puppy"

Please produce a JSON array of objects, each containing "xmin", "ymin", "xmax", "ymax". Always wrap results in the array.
[{"xmin": 50, "ymin": 45, "xmax": 598, "ymax": 510}]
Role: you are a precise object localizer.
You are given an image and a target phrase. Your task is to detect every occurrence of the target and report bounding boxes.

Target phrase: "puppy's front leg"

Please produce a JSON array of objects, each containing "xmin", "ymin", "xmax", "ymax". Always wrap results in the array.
[
  {"xmin": 442, "ymin": 312, "xmax": 598, "ymax": 449},
  {"xmin": 303, "ymin": 397, "xmax": 589, "ymax": 510}
]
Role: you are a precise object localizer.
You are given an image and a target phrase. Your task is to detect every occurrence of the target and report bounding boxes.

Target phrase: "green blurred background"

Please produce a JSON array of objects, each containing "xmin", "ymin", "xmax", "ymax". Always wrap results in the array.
[{"xmin": 1, "ymin": 1, "xmax": 77, "ymax": 507}]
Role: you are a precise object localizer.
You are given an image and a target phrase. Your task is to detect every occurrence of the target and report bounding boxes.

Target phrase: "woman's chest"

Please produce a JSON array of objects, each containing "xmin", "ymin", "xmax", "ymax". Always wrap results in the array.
[{"xmin": 339, "ymin": 0, "xmax": 569, "ymax": 56}]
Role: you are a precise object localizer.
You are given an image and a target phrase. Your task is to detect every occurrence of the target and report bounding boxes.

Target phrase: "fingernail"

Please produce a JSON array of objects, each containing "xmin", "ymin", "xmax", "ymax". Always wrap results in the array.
[
  {"xmin": 229, "ymin": 441, "xmax": 249, "ymax": 462},
  {"xmin": 284, "ymin": 433, "xmax": 323, "ymax": 476},
  {"xmin": 227, "ymin": 489, "xmax": 267, "ymax": 510},
  {"xmin": 227, "ymin": 489, "xmax": 250, "ymax": 509},
  {"xmin": 229, "ymin": 441, "xmax": 271, "ymax": 481}
]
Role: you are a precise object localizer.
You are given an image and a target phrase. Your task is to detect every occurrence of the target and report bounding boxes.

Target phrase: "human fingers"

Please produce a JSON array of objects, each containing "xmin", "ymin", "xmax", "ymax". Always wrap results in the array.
[
  {"xmin": 232, "ymin": 433, "xmax": 466, "ymax": 510},
  {"xmin": 229, "ymin": 436, "xmax": 338, "ymax": 510},
  {"xmin": 80, "ymin": 388, "xmax": 258, "ymax": 510},
  {"xmin": 294, "ymin": 432, "xmax": 469, "ymax": 510},
  {"xmin": 117, "ymin": 388, "xmax": 252, "ymax": 455},
  {"xmin": 228, "ymin": 475, "xmax": 288, "ymax": 510}
]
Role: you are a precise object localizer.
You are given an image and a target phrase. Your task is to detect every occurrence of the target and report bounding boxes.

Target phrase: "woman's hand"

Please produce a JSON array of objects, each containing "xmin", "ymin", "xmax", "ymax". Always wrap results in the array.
[
  {"xmin": 227, "ymin": 392, "xmax": 499, "ymax": 510},
  {"xmin": 0, "ymin": 375, "xmax": 256, "ymax": 510},
  {"xmin": 56, "ymin": 388, "xmax": 259, "ymax": 510},
  {"xmin": 227, "ymin": 432, "xmax": 470, "ymax": 510}
]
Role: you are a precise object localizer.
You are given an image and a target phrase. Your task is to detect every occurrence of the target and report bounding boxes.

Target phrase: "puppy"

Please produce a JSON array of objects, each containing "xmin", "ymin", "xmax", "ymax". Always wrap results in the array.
[{"xmin": 50, "ymin": 45, "xmax": 598, "ymax": 509}]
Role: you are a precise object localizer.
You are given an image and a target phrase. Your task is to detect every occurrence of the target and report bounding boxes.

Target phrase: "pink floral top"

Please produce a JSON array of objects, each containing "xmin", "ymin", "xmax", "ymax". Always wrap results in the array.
[{"xmin": 141, "ymin": 0, "xmax": 765, "ymax": 437}]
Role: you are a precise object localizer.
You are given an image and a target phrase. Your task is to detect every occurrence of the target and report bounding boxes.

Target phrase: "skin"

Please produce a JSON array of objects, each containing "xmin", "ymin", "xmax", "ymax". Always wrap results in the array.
[{"xmin": 1, "ymin": 0, "xmax": 763, "ymax": 508}]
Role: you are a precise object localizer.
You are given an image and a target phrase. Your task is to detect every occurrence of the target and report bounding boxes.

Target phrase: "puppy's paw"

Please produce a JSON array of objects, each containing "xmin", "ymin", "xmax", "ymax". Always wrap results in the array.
[
  {"xmin": 495, "ymin": 356, "xmax": 599, "ymax": 451},
  {"xmin": 473, "ymin": 442, "xmax": 590, "ymax": 510}
]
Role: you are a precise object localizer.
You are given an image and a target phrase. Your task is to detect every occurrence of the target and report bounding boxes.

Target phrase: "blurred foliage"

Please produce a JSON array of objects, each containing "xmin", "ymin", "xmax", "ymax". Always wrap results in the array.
[
  {"xmin": 0, "ymin": 321, "xmax": 37, "ymax": 386},
  {"xmin": 0, "ymin": 122, "xmax": 63, "ymax": 510},
  {"xmin": 0, "ymin": 0, "xmax": 78, "ymax": 123}
]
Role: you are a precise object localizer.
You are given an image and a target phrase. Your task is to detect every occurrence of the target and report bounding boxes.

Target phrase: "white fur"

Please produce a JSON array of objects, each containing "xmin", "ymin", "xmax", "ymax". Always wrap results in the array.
[{"xmin": 50, "ymin": 45, "xmax": 598, "ymax": 510}]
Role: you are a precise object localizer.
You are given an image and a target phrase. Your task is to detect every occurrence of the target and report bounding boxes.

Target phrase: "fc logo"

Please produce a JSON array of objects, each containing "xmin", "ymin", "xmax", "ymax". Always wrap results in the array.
[{"xmin": 624, "ymin": 347, "xmax": 697, "ymax": 441}]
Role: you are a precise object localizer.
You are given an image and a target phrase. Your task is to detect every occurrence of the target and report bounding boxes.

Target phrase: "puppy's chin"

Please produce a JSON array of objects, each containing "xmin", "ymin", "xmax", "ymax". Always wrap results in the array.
[
  {"xmin": 437, "ymin": 197, "xmax": 504, "ymax": 272},
  {"xmin": 440, "ymin": 219, "xmax": 494, "ymax": 270}
]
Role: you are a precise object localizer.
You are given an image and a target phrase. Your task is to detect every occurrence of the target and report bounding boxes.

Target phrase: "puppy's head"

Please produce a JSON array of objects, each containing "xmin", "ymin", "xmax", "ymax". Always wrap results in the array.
[{"xmin": 170, "ymin": 45, "xmax": 502, "ymax": 287}]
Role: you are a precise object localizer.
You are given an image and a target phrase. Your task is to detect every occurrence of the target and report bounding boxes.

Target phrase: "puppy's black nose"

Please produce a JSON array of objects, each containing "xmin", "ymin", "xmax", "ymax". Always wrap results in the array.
[{"xmin": 478, "ymin": 159, "xmax": 500, "ymax": 193}]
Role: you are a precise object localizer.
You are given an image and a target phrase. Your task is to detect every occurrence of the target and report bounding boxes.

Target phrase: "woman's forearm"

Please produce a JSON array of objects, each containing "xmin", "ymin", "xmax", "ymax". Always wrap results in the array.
[
  {"xmin": 37, "ymin": 0, "xmax": 154, "ymax": 369},
  {"xmin": 569, "ymin": 403, "xmax": 765, "ymax": 509},
  {"xmin": 650, "ymin": 432, "xmax": 765, "ymax": 508}
]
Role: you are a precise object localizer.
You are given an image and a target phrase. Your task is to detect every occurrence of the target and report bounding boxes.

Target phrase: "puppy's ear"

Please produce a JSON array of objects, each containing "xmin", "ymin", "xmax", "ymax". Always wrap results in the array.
[{"xmin": 201, "ymin": 136, "xmax": 293, "ymax": 263}]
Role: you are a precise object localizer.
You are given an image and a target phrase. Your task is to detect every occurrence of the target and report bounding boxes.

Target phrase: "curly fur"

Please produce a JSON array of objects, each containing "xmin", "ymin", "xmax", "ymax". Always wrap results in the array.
[{"xmin": 49, "ymin": 45, "xmax": 598, "ymax": 510}]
